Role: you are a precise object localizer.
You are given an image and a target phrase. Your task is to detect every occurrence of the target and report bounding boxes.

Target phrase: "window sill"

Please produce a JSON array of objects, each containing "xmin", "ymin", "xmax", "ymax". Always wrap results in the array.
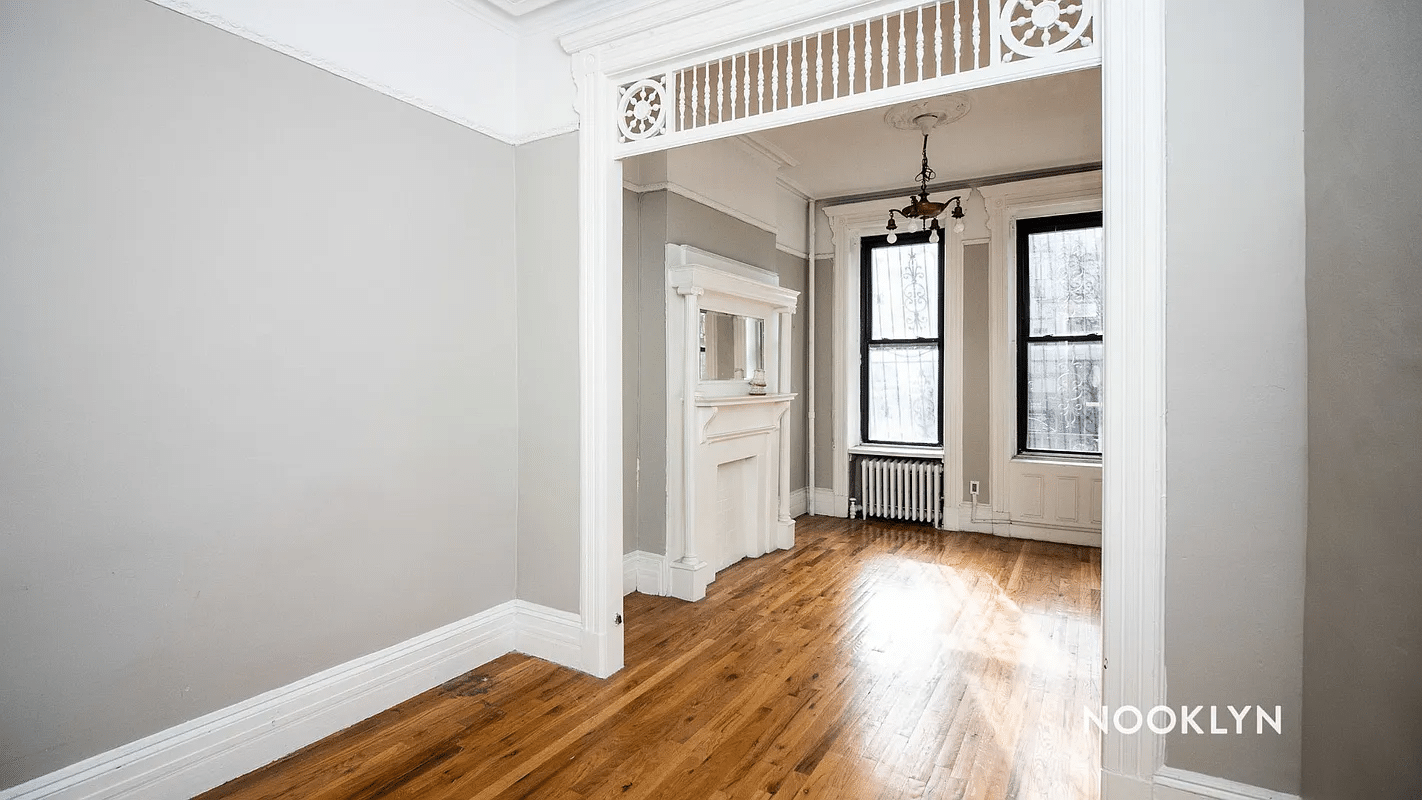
[
  {"xmin": 1012, "ymin": 452, "xmax": 1102, "ymax": 467},
  {"xmin": 850, "ymin": 443, "xmax": 945, "ymax": 459}
]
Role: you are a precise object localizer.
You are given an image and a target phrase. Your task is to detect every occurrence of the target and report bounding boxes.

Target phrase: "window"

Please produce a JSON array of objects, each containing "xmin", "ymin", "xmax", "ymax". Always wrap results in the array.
[
  {"xmin": 1017, "ymin": 212, "xmax": 1104, "ymax": 456},
  {"xmin": 861, "ymin": 230, "xmax": 944, "ymax": 446}
]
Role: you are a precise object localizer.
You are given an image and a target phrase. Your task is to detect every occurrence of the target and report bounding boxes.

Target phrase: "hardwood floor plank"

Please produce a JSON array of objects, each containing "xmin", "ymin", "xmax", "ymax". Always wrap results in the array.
[{"xmin": 198, "ymin": 517, "xmax": 1100, "ymax": 800}]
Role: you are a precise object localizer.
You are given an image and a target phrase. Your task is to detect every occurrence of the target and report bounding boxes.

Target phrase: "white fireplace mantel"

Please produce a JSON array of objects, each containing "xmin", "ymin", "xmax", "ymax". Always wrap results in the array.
[{"xmin": 665, "ymin": 245, "xmax": 798, "ymax": 602}]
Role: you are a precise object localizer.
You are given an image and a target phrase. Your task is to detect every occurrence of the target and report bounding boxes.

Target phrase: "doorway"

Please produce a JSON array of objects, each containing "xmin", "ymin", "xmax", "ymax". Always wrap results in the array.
[{"xmin": 574, "ymin": 1, "xmax": 1169, "ymax": 792}]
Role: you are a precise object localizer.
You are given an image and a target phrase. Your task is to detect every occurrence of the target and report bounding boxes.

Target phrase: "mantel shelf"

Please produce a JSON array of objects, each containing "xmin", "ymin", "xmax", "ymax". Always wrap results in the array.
[{"xmin": 694, "ymin": 393, "xmax": 796, "ymax": 407}]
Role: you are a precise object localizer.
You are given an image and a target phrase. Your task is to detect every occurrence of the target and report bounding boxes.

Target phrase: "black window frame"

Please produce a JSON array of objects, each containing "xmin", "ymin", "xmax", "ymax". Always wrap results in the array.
[
  {"xmin": 1016, "ymin": 211, "xmax": 1104, "ymax": 457},
  {"xmin": 860, "ymin": 229, "xmax": 946, "ymax": 448}
]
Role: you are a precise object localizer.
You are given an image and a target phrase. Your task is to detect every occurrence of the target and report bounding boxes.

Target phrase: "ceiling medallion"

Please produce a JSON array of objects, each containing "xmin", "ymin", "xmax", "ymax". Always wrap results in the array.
[{"xmin": 883, "ymin": 95, "xmax": 972, "ymax": 132}]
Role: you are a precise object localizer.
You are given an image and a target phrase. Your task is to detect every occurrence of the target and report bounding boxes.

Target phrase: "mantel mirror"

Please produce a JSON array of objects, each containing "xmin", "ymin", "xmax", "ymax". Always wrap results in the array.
[{"xmin": 699, "ymin": 311, "xmax": 764, "ymax": 381}]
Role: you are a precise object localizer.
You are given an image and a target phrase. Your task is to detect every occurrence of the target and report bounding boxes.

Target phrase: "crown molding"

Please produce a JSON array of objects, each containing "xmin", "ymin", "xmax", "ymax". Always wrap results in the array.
[
  {"xmin": 149, "ymin": 0, "xmax": 524, "ymax": 145},
  {"xmin": 522, "ymin": 0, "xmax": 674, "ymax": 37},
  {"xmin": 483, "ymin": 0, "xmax": 566, "ymax": 18},
  {"xmin": 623, "ymin": 180, "xmax": 779, "ymax": 237},
  {"xmin": 444, "ymin": 0, "xmax": 521, "ymax": 35},
  {"xmin": 773, "ymin": 241, "xmax": 833, "ymax": 260},
  {"xmin": 774, "ymin": 241, "xmax": 808, "ymax": 259},
  {"xmin": 775, "ymin": 175, "xmax": 814, "ymax": 201},
  {"xmin": 511, "ymin": 121, "xmax": 582, "ymax": 145},
  {"xmin": 735, "ymin": 134, "xmax": 800, "ymax": 169},
  {"xmin": 452, "ymin": 0, "xmax": 667, "ymax": 38}
]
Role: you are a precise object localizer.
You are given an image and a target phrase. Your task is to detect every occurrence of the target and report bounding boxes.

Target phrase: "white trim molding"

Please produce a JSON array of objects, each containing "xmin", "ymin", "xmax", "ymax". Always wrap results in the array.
[
  {"xmin": 622, "ymin": 180, "xmax": 780, "ymax": 237},
  {"xmin": 573, "ymin": 51, "xmax": 626, "ymax": 680},
  {"xmin": 623, "ymin": 551, "xmax": 639, "ymax": 595},
  {"xmin": 621, "ymin": 550, "xmax": 669, "ymax": 596},
  {"xmin": 772, "ymin": 242, "xmax": 833, "ymax": 261},
  {"xmin": 952, "ymin": 501, "xmax": 1103, "ymax": 547},
  {"xmin": 732, "ymin": 133, "xmax": 800, "ymax": 171},
  {"xmin": 822, "ymin": 198, "xmax": 892, "ymax": 513},
  {"xmin": 0, "ymin": 601, "xmax": 588, "ymax": 800},
  {"xmin": 788, "ymin": 486, "xmax": 808, "ymax": 517},
  {"xmin": 775, "ymin": 174, "xmax": 814, "ymax": 202},
  {"xmin": 1153, "ymin": 768, "xmax": 1301, "ymax": 800},
  {"xmin": 810, "ymin": 487, "xmax": 847, "ymax": 517},
  {"xmin": 1099, "ymin": 0, "xmax": 1169, "ymax": 794},
  {"xmin": 601, "ymin": 0, "xmax": 1100, "ymax": 159},
  {"xmin": 512, "ymin": 600, "xmax": 584, "ymax": 668}
]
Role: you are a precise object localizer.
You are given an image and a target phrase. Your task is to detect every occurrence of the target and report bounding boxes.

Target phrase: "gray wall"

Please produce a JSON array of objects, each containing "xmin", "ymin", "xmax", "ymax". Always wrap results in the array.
[
  {"xmin": 516, "ymin": 133, "xmax": 581, "ymax": 613},
  {"xmin": 626, "ymin": 190, "xmax": 669, "ymax": 555},
  {"xmin": 961, "ymin": 243, "xmax": 991, "ymax": 504},
  {"xmin": 0, "ymin": 1, "xmax": 520, "ymax": 787},
  {"xmin": 665, "ymin": 194, "xmax": 777, "ymax": 268},
  {"xmin": 622, "ymin": 189, "xmax": 642, "ymax": 554},
  {"xmin": 622, "ymin": 190, "xmax": 799, "ymax": 555},
  {"xmin": 1163, "ymin": 0, "xmax": 1307, "ymax": 791},
  {"xmin": 812, "ymin": 256, "xmax": 836, "ymax": 490},
  {"xmin": 1302, "ymin": 1, "xmax": 1422, "ymax": 797}
]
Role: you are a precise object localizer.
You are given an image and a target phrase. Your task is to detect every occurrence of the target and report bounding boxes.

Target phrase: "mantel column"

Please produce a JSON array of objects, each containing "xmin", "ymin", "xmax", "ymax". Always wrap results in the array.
[
  {"xmin": 775, "ymin": 307, "xmax": 796, "ymax": 548},
  {"xmin": 669, "ymin": 286, "xmax": 712, "ymax": 602}
]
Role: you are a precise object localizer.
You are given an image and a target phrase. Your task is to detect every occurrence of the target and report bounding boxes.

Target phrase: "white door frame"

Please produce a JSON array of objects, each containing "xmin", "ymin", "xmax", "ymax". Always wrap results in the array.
[{"xmin": 572, "ymin": 2, "xmax": 1166, "ymax": 796}]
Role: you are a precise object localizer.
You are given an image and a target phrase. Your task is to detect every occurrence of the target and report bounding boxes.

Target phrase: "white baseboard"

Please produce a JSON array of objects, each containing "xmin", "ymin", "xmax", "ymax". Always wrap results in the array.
[
  {"xmin": 1, "ymin": 600, "xmax": 584, "ymax": 800},
  {"xmin": 948, "ymin": 502, "xmax": 1101, "ymax": 547},
  {"xmin": 1103, "ymin": 771, "xmax": 1155, "ymax": 800},
  {"xmin": 511, "ymin": 600, "xmax": 583, "ymax": 671},
  {"xmin": 623, "ymin": 550, "xmax": 639, "ymax": 595},
  {"xmin": 809, "ymin": 487, "xmax": 848, "ymax": 517},
  {"xmin": 951, "ymin": 501, "xmax": 1001, "ymax": 534},
  {"xmin": 621, "ymin": 550, "xmax": 667, "ymax": 597},
  {"xmin": 789, "ymin": 487, "xmax": 807, "ymax": 517},
  {"xmin": 1153, "ymin": 767, "xmax": 1300, "ymax": 800},
  {"xmin": 1, "ymin": 604, "xmax": 518, "ymax": 799},
  {"xmin": 1003, "ymin": 521, "xmax": 1102, "ymax": 547}
]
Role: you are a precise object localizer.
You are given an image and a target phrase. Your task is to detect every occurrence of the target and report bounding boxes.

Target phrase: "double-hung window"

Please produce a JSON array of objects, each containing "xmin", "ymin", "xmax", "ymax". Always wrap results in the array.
[
  {"xmin": 861, "ymin": 230, "xmax": 944, "ymax": 446},
  {"xmin": 1016, "ymin": 211, "xmax": 1104, "ymax": 456}
]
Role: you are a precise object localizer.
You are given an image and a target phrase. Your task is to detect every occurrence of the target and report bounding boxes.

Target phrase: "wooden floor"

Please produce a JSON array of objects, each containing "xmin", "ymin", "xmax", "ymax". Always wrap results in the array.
[{"xmin": 200, "ymin": 516, "xmax": 1101, "ymax": 800}]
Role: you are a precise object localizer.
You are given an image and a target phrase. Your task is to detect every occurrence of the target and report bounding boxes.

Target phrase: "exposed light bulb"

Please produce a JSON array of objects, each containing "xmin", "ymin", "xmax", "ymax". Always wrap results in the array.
[
  {"xmin": 953, "ymin": 220, "xmax": 965, "ymax": 233},
  {"xmin": 928, "ymin": 230, "xmax": 940, "ymax": 243},
  {"xmin": 886, "ymin": 232, "xmax": 898, "ymax": 244}
]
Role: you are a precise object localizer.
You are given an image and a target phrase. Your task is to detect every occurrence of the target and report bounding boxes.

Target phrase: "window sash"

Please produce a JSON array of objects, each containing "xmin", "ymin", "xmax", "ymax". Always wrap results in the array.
[
  {"xmin": 861, "ymin": 230, "xmax": 944, "ymax": 447},
  {"xmin": 1017, "ymin": 212, "xmax": 1104, "ymax": 456}
]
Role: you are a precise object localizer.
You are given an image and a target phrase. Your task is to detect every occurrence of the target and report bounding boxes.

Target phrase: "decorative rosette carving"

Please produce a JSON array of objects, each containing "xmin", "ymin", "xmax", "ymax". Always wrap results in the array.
[
  {"xmin": 617, "ymin": 78, "xmax": 668, "ymax": 142},
  {"xmin": 999, "ymin": 0, "xmax": 1094, "ymax": 61}
]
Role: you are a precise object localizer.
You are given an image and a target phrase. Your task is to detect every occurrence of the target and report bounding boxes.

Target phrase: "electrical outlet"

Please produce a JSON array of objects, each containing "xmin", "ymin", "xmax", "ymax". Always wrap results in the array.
[{"xmin": 969, "ymin": 480, "xmax": 981, "ymax": 495}]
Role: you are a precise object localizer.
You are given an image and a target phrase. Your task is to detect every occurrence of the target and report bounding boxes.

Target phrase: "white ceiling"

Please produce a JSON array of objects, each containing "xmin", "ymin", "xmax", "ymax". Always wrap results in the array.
[
  {"xmin": 749, "ymin": 67, "xmax": 1102, "ymax": 199},
  {"xmin": 450, "ymin": 0, "xmax": 696, "ymax": 36},
  {"xmin": 476, "ymin": 0, "xmax": 575, "ymax": 18}
]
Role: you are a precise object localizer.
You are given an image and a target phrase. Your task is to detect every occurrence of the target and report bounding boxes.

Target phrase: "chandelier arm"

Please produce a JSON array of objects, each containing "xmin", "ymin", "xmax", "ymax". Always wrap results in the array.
[{"xmin": 914, "ymin": 133, "xmax": 937, "ymax": 191}]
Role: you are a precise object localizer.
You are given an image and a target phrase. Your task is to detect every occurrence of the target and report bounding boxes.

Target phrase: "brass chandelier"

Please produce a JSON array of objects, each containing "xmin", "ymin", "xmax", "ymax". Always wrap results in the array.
[{"xmin": 886, "ymin": 113, "xmax": 965, "ymax": 245}]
